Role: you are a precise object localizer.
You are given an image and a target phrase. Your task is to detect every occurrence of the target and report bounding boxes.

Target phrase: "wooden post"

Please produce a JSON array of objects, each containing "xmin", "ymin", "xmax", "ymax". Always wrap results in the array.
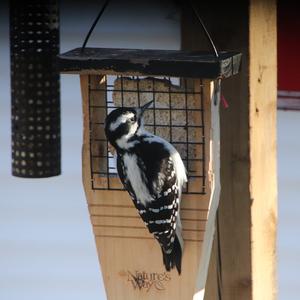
[{"xmin": 182, "ymin": 1, "xmax": 277, "ymax": 299}]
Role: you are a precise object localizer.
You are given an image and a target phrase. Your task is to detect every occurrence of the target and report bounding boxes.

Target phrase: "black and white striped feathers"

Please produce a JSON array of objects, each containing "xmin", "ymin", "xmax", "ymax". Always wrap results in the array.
[{"xmin": 104, "ymin": 101, "xmax": 187, "ymax": 274}]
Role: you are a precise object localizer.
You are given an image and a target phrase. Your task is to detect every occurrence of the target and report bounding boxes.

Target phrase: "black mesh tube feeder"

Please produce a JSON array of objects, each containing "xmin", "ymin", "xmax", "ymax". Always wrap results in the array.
[{"xmin": 10, "ymin": 0, "xmax": 60, "ymax": 178}]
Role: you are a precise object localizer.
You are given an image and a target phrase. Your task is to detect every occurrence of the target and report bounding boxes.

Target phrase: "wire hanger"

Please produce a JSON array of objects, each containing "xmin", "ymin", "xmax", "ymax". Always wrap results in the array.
[{"xmin": 80, "ymin": 0, "xmax": 219, "ymax": 59}]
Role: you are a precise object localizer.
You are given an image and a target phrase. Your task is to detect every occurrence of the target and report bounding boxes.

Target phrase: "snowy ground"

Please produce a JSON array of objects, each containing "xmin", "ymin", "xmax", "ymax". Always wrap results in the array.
[{"xmin": 0, "ymin": 2, "xmax": 299, "ymax": 300}]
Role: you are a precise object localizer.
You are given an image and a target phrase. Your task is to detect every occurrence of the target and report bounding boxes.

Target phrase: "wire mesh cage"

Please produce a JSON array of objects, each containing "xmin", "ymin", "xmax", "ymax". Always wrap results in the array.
[{"xmin": 87, "ymin": 74, "xmax": 206, "ymax": 194}]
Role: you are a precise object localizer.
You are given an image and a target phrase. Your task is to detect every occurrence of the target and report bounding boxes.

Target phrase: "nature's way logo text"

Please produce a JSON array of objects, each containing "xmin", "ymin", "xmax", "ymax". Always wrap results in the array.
[{"xmin": 122, "ymin": 270, "xmax": 171, "ymax": 292}]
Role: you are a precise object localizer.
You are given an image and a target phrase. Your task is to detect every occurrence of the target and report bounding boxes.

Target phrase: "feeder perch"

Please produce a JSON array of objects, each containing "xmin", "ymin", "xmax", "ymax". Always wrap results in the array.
[{"xmin": 58, "ymin": 47, "xmax": 241, "ymax": 299}]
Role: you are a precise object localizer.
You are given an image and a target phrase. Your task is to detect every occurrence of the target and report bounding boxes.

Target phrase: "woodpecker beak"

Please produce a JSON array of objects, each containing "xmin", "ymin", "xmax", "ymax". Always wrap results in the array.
[{"xmin": 140, "ymin": 100, "xmax": 154, "ymax": 116}]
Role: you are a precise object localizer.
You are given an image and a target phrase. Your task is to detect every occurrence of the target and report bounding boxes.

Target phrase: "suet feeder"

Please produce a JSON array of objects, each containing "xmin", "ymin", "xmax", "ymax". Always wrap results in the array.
[
  {"xmin": 59, "ymin": 48, "xmax": 241, "ymax": 300},
  {"xmin": 58, "ymin": 46, "xmax": 241, "ymax": 299}
]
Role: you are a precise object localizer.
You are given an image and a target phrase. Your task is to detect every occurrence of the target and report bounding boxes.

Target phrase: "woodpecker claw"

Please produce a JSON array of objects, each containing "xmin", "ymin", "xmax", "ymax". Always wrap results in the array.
[{"xmin": 108, "ymin": 142, "xmax": 116, "ymax": 156}]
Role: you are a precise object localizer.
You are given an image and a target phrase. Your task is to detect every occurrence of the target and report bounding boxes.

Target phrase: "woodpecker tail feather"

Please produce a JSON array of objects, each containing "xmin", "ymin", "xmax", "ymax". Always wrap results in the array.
[{"xmin": 162, "ymin": 234, "xmax": 182, "ymax": 275}]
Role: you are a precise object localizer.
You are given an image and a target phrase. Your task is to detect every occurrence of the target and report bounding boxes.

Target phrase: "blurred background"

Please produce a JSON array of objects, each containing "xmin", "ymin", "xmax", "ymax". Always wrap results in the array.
[{"xmin": 0, "ymin": 1, "xmax": 299, "ymax": 299}]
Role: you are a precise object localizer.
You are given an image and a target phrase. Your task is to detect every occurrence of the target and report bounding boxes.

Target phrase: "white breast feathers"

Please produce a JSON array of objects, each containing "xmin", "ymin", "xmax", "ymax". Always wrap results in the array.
[{"xmin": 123, "ymin": 153, "xmax": 153, "ymax": 206}]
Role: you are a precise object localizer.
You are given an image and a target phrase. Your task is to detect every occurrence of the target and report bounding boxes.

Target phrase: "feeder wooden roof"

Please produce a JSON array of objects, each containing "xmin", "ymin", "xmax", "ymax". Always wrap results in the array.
[{"xmin": 58, "ymin": 47, "xmax": 242, "ymax": 79}]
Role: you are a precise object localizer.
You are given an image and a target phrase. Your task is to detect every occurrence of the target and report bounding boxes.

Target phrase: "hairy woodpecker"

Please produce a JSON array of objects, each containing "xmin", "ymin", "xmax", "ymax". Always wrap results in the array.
[{"xmin": 104, "ymin": 100, "xmax": 187, "ymax": 274}]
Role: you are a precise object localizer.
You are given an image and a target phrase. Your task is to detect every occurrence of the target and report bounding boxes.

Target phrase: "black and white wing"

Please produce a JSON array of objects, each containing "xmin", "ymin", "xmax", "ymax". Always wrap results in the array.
[
  {"xmin": 144, "ymin": 156, "xmax": 183, "ymax": 273},
  {"xmin": 116, "ymin": 141, "xmax": 185, "ymax": 274}
]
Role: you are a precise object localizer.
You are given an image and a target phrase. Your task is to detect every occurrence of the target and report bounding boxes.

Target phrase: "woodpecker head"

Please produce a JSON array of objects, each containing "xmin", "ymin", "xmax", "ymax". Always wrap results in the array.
[{"xmin": 104, "ymin": 100, "xmax": 153, "ymax": 150}]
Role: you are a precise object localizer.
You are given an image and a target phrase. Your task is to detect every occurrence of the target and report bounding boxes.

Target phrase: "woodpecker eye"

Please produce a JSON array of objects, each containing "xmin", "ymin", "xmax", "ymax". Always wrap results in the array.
[{"xmin": 130, "ymin": 116, "xmax": 136, "ymax": 122}]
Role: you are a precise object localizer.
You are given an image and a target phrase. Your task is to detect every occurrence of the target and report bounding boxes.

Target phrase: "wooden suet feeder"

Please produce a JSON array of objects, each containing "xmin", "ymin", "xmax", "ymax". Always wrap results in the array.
[{"xmin": 58, "ymin": 47, "xmax": 241, "ymax": 299}]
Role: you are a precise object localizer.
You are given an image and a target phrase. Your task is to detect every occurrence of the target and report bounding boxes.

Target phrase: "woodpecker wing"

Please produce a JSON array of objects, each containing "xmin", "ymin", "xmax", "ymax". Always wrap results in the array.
[
  {"xmin": 116, "ymin": 138, "xmax": 183, "ymax": 272},
  {"xmin": 145, "ymin": 156, "xmax": 180, "ymax": 252}
]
